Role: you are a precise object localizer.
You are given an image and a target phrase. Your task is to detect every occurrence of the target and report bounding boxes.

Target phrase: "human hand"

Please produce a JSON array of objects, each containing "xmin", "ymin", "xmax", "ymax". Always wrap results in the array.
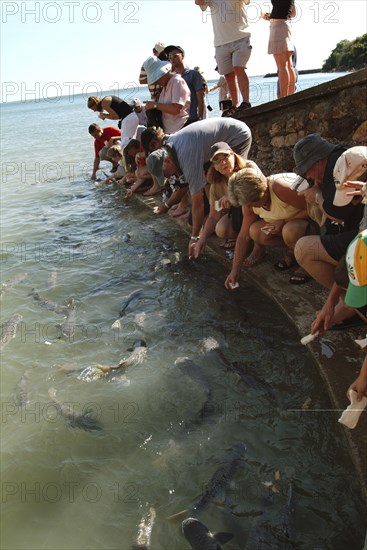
[
  {"xmin": 98, "ymin": 113, "xmax": 106, "ymax": 120},
  {"xmin": 224, "ymin": 271, "xmax": 238, "ymax": 290},
  {"xmin": 125, "ymin": 188, "xmax": 133, "ymax": 199},
  {"xmin": 91, "ymin": 173, "xmax": 97, "ymax": 181},
  {"xmin": 145, "ymin": 101, "xmax": 154, "ymax": 111},
  {"xmin": 311, "ymin": 302, "xmax": 335, "ymax": 336},
  {"xmin": 344, "ymin": 181, "xmax": 367, "ymax": 199},
  {"xmin": 192, "ymin": 239, "xmax": 205, "ymax": 259},
  {"xmin": 261, "ymin": 220, "xmax": 283, "ymax": 237},
  {"xmin": 349, "ymin": 374, "xmax": 367, "ymax": 402},
  {"xmin": 153, "ymin": 204, "xmax": 169, "ymax": 215},
  {"xmin": 261, "ymin": 11, "xmax": 270, "ymax": 20}
]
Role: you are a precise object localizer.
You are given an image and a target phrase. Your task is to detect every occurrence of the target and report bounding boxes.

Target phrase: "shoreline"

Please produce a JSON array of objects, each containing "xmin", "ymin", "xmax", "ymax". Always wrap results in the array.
[{"xmin": 134, "ymin": 191, "xmax": 367, "ymax": 506}]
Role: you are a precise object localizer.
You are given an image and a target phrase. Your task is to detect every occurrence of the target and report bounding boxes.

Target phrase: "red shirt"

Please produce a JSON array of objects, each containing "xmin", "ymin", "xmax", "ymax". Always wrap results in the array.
[{"xmin": 94, "ymin": 127, "xmax": 121, "ymax": 157}]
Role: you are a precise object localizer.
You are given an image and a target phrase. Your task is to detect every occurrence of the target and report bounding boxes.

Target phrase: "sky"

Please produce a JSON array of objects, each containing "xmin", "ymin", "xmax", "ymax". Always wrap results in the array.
[{"xmin": 1, "ymin": 0, "xmax": 366, "ymax": 102}]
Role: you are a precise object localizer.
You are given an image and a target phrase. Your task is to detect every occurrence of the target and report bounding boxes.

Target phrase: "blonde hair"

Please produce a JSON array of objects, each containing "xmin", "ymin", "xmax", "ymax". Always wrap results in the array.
[
  {"xmin": 87, "ymin": 96, "xmax": 102, "ymax": 111},
  {"xmin": 228, "ymin": 162, "xmax": 267, "ymax": 206},
  {"xmin": 107, "ymin": 145, "xmax": 122, "ymax": 160}
]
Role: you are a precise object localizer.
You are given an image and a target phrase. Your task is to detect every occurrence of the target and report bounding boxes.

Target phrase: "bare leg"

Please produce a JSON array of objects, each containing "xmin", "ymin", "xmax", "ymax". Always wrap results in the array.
[
  {"xmin": 294, "ymin": 236, "xmax": 338, "ymax": 289},
  {"xmin": 234, "ymin": 66, "xmax": 249, "ymax": 104},
  {"xmin": 224, "ymin": 71, "xmax": 238, "ymax": 107},
  {"xmin": 273, "ymin": 51, "xmax": 296, "ymax": 97}
]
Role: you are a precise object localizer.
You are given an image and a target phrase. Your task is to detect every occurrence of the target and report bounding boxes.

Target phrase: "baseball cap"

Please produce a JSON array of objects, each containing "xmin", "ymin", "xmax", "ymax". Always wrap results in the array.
[
  {"xmin": 209, "ymin": 142, "xmax": 233, "ymax": 162},
  {"xmin": 164, "ymin": 45, "xmax": 185, "ymax": 56},
  {"xmin": 333, "ymin": 146, "xmax": 367, "ymax": 206},
  {"xmin": 344, "ymin": 229, "xmax": 367, "ymax": 308}
]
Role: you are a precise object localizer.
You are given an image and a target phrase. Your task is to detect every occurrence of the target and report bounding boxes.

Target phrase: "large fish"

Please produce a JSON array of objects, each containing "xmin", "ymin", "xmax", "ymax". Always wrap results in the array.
[
  {"xmin": 119, "ymin": 289, "xmax": 143, "ymax": 317},
  {"xmin": 95, "ymin": 340, "xmax": 147, "ymax": 375},
  {"xmin": 174, "ymin": 357, "xmax": 216, "ymax": 428},
  {"xmin": 0, "ymin": 313, "xmax": 23, "ymax": 351},
  {"xmin": 14, "ymin": 371, "xmax": 30, "ymax": 406},
  {"xmin": 48, "ymin": 388, "xmax": 103, "ymax": 432},
  {"xmin": 77, "ymin": 340, "xmax": 147, "ymax": 381},
  {"xmin": 182, "ymin": 518, "xmax": 233, "ymax": 550},
  {"xmin": 169, "ymin": 443, "xmax": 247, "ymax": 520},
  {"xmin": 59, "ymin": 299, "xmax": 77, "ymax": 339},
  {"xmin": 30, "ymin": 289, "xmax": 70, "ymax": 315},
  {"xmin": 131, "ymin": 507, "xmax": 156, "ymax": 549}
]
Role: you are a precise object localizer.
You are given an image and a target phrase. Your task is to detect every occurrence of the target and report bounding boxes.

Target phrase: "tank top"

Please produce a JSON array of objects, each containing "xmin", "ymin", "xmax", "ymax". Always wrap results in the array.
[{"xmin": 107, "ymin": 96, "xmax": 133, "ymax": 120}]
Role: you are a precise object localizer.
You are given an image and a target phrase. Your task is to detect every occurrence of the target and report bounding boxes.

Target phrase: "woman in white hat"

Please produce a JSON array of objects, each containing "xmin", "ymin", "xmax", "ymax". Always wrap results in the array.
[{"xmin": 143, "ymin": 56, "xmax": 191, "ymax": 134}]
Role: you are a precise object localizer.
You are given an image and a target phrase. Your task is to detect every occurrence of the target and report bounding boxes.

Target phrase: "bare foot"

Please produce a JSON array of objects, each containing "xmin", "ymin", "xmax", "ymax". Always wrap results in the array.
[
  {"xmin": 242, "ymin": 250, "xmax": 266, "ymax": 267},
  {"xmin": 170, "ymin": 206, "xmax": 189, "ymax": 218},
  {"xmin": 143, "ymin": 186, "xmax": 162, "ymax": 196}
]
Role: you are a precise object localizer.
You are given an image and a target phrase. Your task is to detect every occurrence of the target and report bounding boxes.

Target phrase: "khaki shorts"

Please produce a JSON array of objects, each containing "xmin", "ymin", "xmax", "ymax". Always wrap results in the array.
[{"xmin": 215, "ymin": 36, "xmax": 252, "ymax": 75}]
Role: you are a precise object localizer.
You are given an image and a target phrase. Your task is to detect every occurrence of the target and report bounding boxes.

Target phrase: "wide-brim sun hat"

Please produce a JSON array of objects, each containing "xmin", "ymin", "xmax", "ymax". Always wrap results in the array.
[
  {"xmin": 144, "ymin": 56, "xmax": 171, "ymax": 85},
  {"xmin": 344, "ymin": 229, "xmax": 367, "ymax": 308},
  {"xmin": 333, "ymin": 146, "xmax": 367, "ymax": 206},
  {"xmin": 293, "ymin": 133, "xmax": 338, "ymax": 177},
  {"xmin": 210, "ymin": 142, "xmax": 234, "ymax": 162}
]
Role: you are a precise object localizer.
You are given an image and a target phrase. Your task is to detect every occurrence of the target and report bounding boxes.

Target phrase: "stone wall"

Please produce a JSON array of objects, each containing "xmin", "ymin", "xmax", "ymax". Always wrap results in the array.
[{"xmin": 235, "ymin": 68, "xmax": 367, "ymax": 174}]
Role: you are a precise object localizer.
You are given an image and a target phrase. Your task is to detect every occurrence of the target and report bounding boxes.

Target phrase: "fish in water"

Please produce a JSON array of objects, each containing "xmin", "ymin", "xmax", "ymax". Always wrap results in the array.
[
  {"xmin": 119, "ymin": 289, "xmax": 143, "ymax": 317},
  {"xmin": 0, "ymin": 313, "xmax": 23, "ymax": 351},
  {"xmin": 182, "ymin": 518, "xmax": 233, "ymax": 550},
  {"xmin": 245, "ymin": 482, "xmax": 295, "ymax": 549},
  {"xmin": 0, "ymin": 273, "xmax": 27, "ymax": 298},
  {"xmin": 131, "ymin": 507, "xmax": 156, "ymax": 549},
  {"xmin": 14, "ymin": 371, "xmax": 30, "ymax": 406},
  {"xmin": 169, "ymin": 443, "xmax": 246, "ymax": 520},
  {"xmin": 47, "ymin": 387, "xmax": 103, "ymax": 432},
  {"xmin": 174, "ymin": 357, "xmax": 216, "ymax": 427},
  {"xmin": 30, "ymin": 289, "xmax": 70, "ymax": 315},
  {"xmin": 59, "ymin": 299, "xmax": 77, "ymax": 339},
  {"xmin": 77, "ymin": 340, "xmax": 147, "ymax": 381},
  {"xmin": 96, "ymin": 340, "xmax": 147, "ymax": 376}
]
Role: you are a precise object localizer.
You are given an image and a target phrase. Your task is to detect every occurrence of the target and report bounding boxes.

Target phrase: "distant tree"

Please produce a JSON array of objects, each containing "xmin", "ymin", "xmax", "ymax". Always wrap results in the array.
[{"xmin": 322, "ymin": 34, "xmax": 367, "ymax": 72}]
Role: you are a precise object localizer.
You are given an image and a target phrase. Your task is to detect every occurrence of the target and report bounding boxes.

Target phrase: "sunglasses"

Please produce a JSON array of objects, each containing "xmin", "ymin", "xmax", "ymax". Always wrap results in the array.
[{"xmin": 212, "ymin": 153, "xmax": 232, "ymax": 164}]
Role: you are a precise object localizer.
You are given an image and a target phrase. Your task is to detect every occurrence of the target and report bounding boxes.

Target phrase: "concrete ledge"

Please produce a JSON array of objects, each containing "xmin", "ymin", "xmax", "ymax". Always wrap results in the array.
[{"xmin": 136, "ymin": 192, "xmax": 367, "ymax": 505}]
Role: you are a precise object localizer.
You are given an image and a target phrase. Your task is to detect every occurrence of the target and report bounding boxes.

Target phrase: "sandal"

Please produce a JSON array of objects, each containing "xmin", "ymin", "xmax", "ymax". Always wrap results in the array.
[
  {"xmin": 274, "ymin": 253, "xmax": 296, "ymax": 271},
  {"xmin": 289, "ymin": 271, "xmax": 312, "ymax": 285},
  {"xmin": 220, "ymin": 239, "xmax": 237, "ymax": 249}
]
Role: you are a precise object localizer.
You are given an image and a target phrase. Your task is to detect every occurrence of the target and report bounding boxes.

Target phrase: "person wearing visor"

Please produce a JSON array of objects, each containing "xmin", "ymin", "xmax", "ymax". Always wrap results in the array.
[{"xmin": 292, "ymin": 134, "xmax": 364, "ymax": 288}]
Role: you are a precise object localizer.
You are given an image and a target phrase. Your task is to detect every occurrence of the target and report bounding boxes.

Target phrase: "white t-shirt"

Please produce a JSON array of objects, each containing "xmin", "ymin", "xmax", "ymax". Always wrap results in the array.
[
  {"xmin": 159, "ymin": 74, "xmax": 191, "ymax": 134},
  {"xmin": 207, "ymin": 0, "xmax": 250, "ymax": 47}
]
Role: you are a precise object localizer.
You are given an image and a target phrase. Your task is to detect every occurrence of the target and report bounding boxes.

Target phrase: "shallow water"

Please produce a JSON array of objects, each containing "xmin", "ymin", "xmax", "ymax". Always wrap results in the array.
[{"xmin": 1, "ymin": 74, "xmax": 366, "ymax": 549}]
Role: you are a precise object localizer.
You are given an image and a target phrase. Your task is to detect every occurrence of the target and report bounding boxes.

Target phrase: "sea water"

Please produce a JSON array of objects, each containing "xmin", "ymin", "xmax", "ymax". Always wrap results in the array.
[{"xmin": 1, "ymin": 73, "xmax": 365, "ymax": 549}]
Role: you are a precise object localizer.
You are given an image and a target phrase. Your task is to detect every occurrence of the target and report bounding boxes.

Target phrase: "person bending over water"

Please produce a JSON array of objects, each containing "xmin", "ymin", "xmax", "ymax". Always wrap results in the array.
[
  {"xmin": 224, "ymin": 162, "xmax": 308, "ymax": 290},
  {"xmin": 192, "ymin": 142, "xmax": 247, "ymax": 258},
  {"xmin": 87, "ymin": 95, "xmax": 139, "ymax": 147}
]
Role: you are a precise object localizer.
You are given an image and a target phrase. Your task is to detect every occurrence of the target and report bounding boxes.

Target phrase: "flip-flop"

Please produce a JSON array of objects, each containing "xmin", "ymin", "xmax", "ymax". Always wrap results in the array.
[
  {"xmin": 274, "ymin": 253, "xmax": 296, "ymax": 270},
  {"xmin": 289, "ymin": 271, "xmax": 311, "ymax": 284},
  {"xmin": 220, "ymin": 239, "xmax": 237, "ymax": 249},
  {"xmin": 329, "ymin": 315, "xmax": 367, "ymax": 331}
]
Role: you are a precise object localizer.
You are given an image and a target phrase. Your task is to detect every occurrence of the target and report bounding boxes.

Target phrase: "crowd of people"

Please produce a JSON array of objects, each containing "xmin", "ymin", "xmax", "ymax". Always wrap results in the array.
[{"xmin": 86, "ymin": 12, "xmax": 367, "ymax": 410}]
